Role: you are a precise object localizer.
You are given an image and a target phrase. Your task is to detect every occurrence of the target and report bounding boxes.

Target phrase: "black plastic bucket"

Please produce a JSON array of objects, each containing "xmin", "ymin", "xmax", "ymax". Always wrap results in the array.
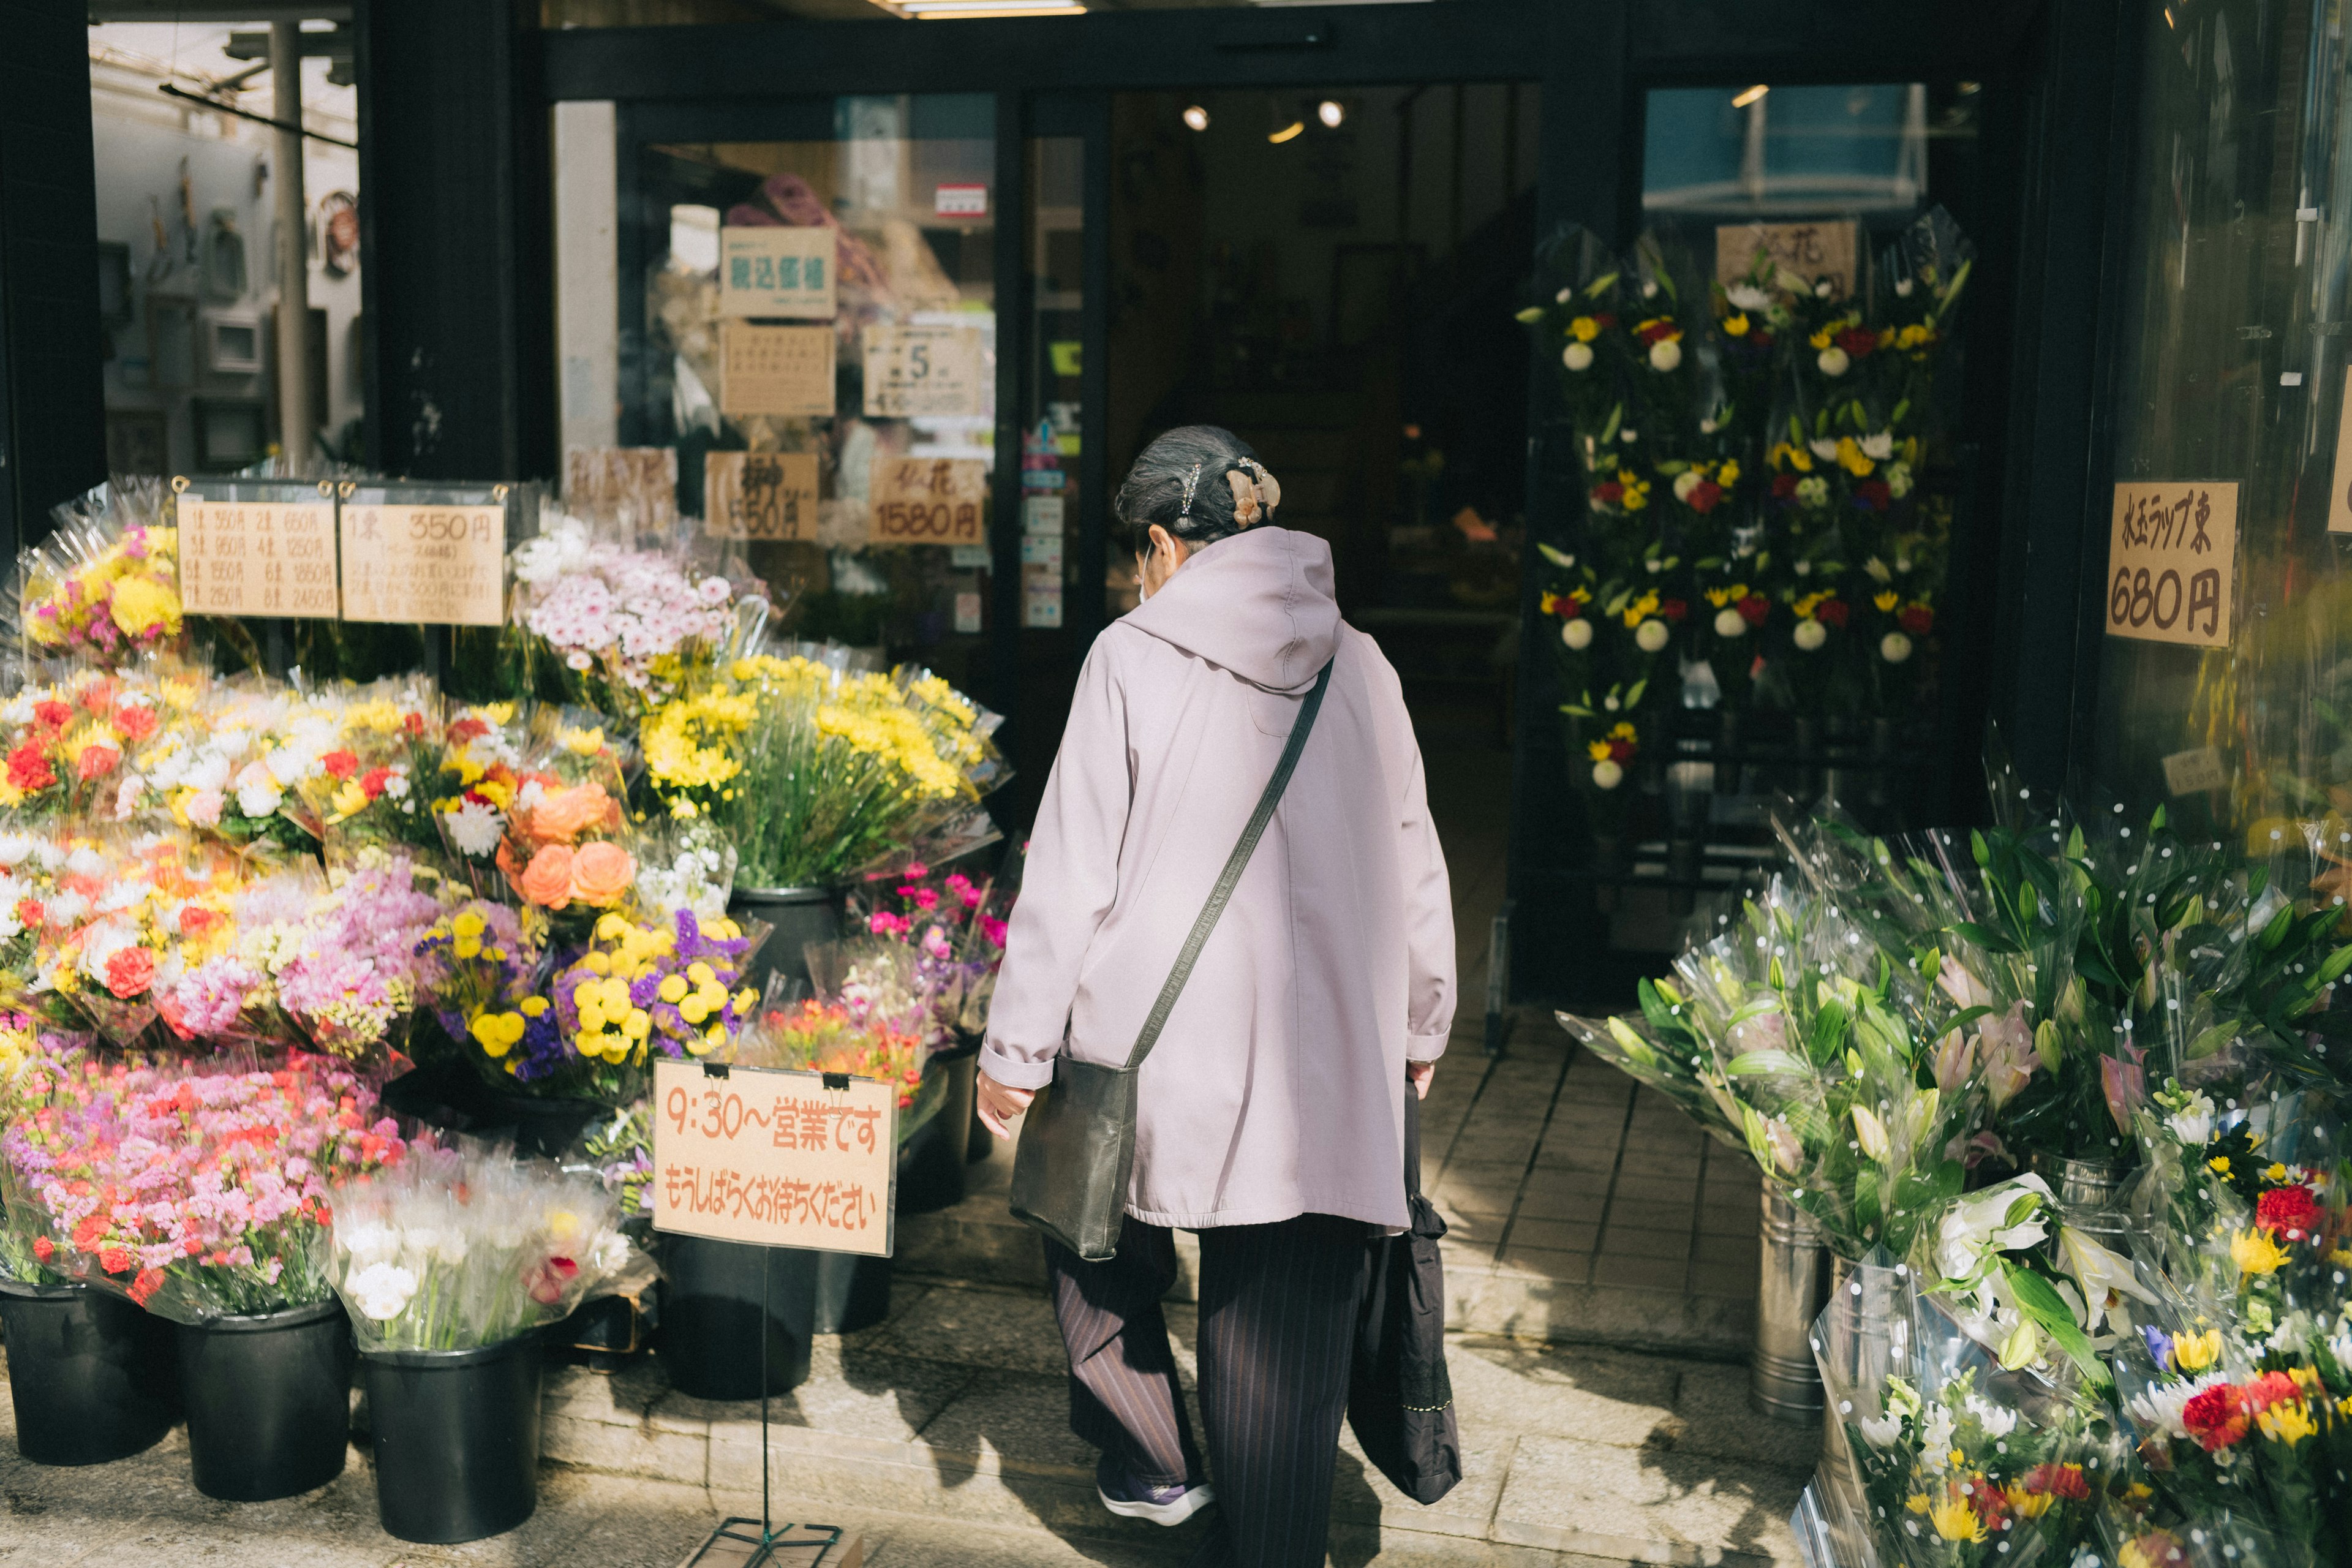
[
  {"xmin": 177, "ymin": 1298, "xmax": 354, "ymax": 1500},
  {"xmin": 727, "ymin": 886, "xmax": 840, "ymax": 996},
  {"xmin": 657, "ymin": 1234, "xmax": 814, "ymax": 1400},
  {"xmin": 775, "ymin": 1245, "xmax": 892, "ymax": 1338},
  {"xmin": 897, "ymin": 1041, "xmax": 978, "ymax": 1213},
  {"xmin": 363, "ymin": 1333, "xmax": 545, "ymax": 1544},
  {"xmin": 0, "ymin": 1280, "xmax": 178, "ymax": 1465}
]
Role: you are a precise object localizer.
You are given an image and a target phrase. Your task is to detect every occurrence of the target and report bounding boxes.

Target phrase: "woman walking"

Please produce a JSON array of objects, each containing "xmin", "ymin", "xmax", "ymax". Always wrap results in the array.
[{"xmin": 976, "ymin": 425, "xmax": 1457, "ymax": 1566}]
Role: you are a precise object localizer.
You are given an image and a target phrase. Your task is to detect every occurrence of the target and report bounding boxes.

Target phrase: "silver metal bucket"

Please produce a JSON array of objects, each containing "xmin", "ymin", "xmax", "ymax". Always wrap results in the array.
[
  {"xmin": 1811, "ymin": 1256, "xmax": 1904, "ymax": 1568},
  {"xmin": 1750, "ymin": 1189, "xmax": 1833, "ymax": 1423},
  {"xmin": 2029, "ymin": 1153, "xmax": 2133, "ymax": 1245}
]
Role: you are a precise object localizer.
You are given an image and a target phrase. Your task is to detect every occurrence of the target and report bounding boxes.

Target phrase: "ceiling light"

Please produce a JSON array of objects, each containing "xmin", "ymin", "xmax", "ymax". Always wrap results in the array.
[
  {"xmin": 1182, "ymin": 104, "xmax": 1210, "ymax": 132},
  {"xmin": 1268, "ymin": 120, "xmax": 1305, "ymax": 144},
  {"xmin": 1731, "ymin": 83, "xmax": 1770, "ymax": 109},
  {"xmin": 1316, "ymin": 99, "xmax": 1344, "ymax": 128}
]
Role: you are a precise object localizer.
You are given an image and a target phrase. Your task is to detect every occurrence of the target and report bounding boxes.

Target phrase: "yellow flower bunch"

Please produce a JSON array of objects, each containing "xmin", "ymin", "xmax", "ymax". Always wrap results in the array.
[
  {"xmin": 1766, "ymin": 442, "xmax": 1814, "ymax": 473},
  {"xmin": 1615, "ymin": 469, "xmax": 1651, "ymax": 511},
  {"xmin": 24, "ymin": 524, "xmax": 184, "ymax": 665},
  {"xmin": 643, "ymin": 688, "xmax": 756, "ymax": 805},
  {"xmin": 1834, "ymin": 437, "xmax": 1875, "ymax": 478},
  {"xmin": 1620, "ymin": 592, "xmax": 1661, "ymax": 630},
  {"xmin": 1721, "ymin": 312, "xmax": 1750, "ymax": 337},
  {"xmin": 1568, "ymin": 315, "xmax": 1603, "ymax": 342},
  {"xmin": 1705, "ymin": 583, "xmax": 1752, "ymax": 609}
]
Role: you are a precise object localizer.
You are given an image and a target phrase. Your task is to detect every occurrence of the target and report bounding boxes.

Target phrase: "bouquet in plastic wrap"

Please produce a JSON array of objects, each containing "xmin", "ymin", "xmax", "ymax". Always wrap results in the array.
[
  {"xmin": 0, "ymin": 668, "xmax": 195, "ymax": 821},
  {"xmin": 0, "ymin": 1050, "xmax": 408, "ymax": 1321},
  {"xmin": 427, "ymin": 699, "xmax": 532, "ymax": 889},
  {"xmin": 843, "ymin": 855, "xmax": 1019, "ymax": 1043},
  {"xmin": 284, "ymin": 677, "xmax": 440, "ymax": 858},
  {"xmin": 13, "ymin": 481, "xmax": 183, "ymax": 671},
  {"xmin": 734, "ymin": 997, "xmax": 935, "ymax": 1133},
  {"xmin": 327, "ymin": 1140, "xmax": 629, "ymax": 1351}
]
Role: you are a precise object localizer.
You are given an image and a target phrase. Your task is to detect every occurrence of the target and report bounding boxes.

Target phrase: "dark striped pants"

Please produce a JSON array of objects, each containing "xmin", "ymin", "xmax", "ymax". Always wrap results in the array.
[{"xmin": 1045, "ymin": 1212, "xmax": 1373, "ymax": 1568}]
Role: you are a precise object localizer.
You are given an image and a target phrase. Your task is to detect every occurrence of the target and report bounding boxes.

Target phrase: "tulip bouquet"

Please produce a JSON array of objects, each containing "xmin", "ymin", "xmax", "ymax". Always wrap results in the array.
[
  {"xmin": 0, "ymin": 1051, "xmax": 408, "ymax": 1320},
  {"xmin": 328, "ymin": 1141, "xmax": 629, "ymax": 1352}
]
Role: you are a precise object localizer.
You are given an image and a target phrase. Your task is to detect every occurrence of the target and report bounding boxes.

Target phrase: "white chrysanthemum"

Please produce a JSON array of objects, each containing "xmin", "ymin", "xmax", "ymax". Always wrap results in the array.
[
  {"xmin": 1793, "ymin": 619, "xmax": 1828, "ymax": 652},
  {"xmin": 2128, "ymin": 1373, "xmax": 2223, "ymax": 1439},
  {"xmin": 1591, "ymin": 760, "xmax": 1623, "ymax": 790},
  {"xmin": 2165, "ymin": 1091, "xmax": 2215, "ymax": 1145},
  {"xmin": 1726, "ymin": 282, "xmax": 1772, "ymax": 312},
  {"xmin": 64, "ymin": 846, "xmax": 106, "ymax": 878},
  {"xmin": 234, "ymin": 762, "xmax": 284, "ymax": 820},
  {"xmin": 1964, "ymin": 1392, "xmax": 2017, "ymax": 1439},
  {"xmin": 1861, "ymin": 431, "xmax": 1895, "ymax": 461},
  {"xmin": 1817, "ymin": 346, "xmax": 1851, "ymax": 377},
  {"xmin": 442, "ymin": 798, "xmax": 503, "ymax": 858},
  {"xmin": 382, "ymin": 770, "xmax": 411, "ymax": 801},
  {"xmin": 1713, "ymin": 608, "xmax": 1746, "ymax": 639},
  {"xmin": 184, "ymin": 752, "xmax": 234, "ymax": 793},
  {"xmin": 0, "ymin": 834, "xmax": 35, "ymax": 867},
  {"xmin": 348, "ymin": 1261, "xmax": 419, "ymax": 1321}
]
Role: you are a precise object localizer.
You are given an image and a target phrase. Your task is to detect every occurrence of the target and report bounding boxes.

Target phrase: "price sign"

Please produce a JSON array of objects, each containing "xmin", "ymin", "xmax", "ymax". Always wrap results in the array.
[
  {"xmin": 862, "ymin": 323, "xmax": 984, "ymax": 418},
  {"xmin": 705, "ymin": 451, "xmax": 821, "ymax": 541},
  {"xmin": 1716, "ymin": 221, "xmax": 1860, "ymax": 298},
  {"xmin": 650, "ymin": 1060, "xmax": 895, "ymax": 1256},
  {"xmin": 564, "ymin": 446, "xmax": 677, "ymax": 529},
  {"xmin": 177, "ymin": 498, "xmax": 341, "ymax": 619},
  {"xmin": 2105, "ymin": 481, "xmax": 2237, "ymax": 649},
  {"xmin": 340, "ymin": 503, "xmax": 507, "ymax": 626},
  {"xmin": 720, "ymin": 322, "xmax": 837, "ymax": 418},
  {"xmin": 718, "ymin": 225, "xmax": 837, "ymax": 320},
  {"xmin": 869, "ymin": 457, "xmax": 986, "ymax": 546}
]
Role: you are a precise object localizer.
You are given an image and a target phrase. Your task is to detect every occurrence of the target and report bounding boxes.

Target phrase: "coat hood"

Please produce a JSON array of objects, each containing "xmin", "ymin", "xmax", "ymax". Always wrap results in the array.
[{"xmin": 1123, "ymin": 526, "xmax": 1341, "ymax": 693}]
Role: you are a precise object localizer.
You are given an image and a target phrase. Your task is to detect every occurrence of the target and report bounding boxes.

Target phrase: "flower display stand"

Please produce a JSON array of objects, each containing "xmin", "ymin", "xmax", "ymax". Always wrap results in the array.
[{"xmin": 0, "ymin": 1280, "xmax": 178, "ymax": 1465}]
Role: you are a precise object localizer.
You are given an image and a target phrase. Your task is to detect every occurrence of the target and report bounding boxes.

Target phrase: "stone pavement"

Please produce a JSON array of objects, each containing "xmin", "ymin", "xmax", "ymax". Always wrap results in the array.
[{"xmin": 905, "ymin": 1021, "xmax": 1765, "ymax": 1359}]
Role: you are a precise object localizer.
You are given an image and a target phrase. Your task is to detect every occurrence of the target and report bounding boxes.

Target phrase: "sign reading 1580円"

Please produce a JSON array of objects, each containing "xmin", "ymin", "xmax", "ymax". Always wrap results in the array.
[
  {"xmin": 2105, "ymin": 481, "xmax": 2237, "ymax": 649},
  {"xmin": 649, "ymin": 1059, "xmax": 895, "ymax": 1256},
  {"xmin": 870, "ymin": 457, "xmax": 986, "ymax": 546},
  {"xmin": 177, "ymin": 499, "xmax": 341, "ymax": 619},
  {"xmin": 340, "ymin": 503, "xmax": 507, "ymax": 626}
]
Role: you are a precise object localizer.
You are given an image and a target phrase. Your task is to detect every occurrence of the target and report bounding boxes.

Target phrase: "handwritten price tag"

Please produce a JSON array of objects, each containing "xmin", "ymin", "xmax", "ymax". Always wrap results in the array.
[
  {"xmin": 869, "ymin": 457, "xmax": 986, "ymax": 547},
  {"xmin": 705, "ymin": 451, "xmax": 820, "ymax": 541},
  {"xmin": 2105, "ymin": 481, "xmax": 2236, "ymax": 649},
  {"xmin": 177, "ymin": 498, "xmax": 341, "ymax": 619},
  {"xmin": 649, "ymin": 1060, "xmax": 896, "ymax": 1256},
  {"xmin": 720, "ymin": 322, "xmax": 837, "ymax": 418},
  {"xmin": 862, "ymin": 323, "xmax": 984, "ymax": 418},
  {"xmin": 340, "ymin": 503, "xmax": 506, "ymax": 626}
]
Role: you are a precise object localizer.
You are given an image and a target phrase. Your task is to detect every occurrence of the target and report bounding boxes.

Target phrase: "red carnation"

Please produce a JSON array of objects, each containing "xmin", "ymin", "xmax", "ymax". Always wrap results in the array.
[
  {"xmin": 98, "ymin": 1246, "xmax": 134, "ymax": 1276},
  {"xmin": 1686, "ymin": 480, "xmax": 1724, "ymax": 514},
  {"xmin": 1605, "ymin": 739, "xmax": 1636, "ymax": 763},
  {"xmin": 32, "ymin": 699, "xmax": 72, "ymax": 730},
  {"xmin": 129, "ymin": 1268, "xmax": 165, "ymax": 1306},
  {"xmin": 2256, "ymin": 1184, "xmax": 2320, "ymax": 1238},
  {"xmin": 2021, "ymin": 1463, "xmax": 2090, "ymax": 1501},
  {"xmin": 179, "ymin": 907, "xmax": 221, "ymax": 941},
  {"xmin": 1816, "ymin": 598, "xmax": 1851, "ymax": 629},
  {"xmin": 1592, "ymin": 312, "xmax": 1617, "ymax": 330},
  {"xmin": 1837, "ymin": 326, "xmax": 1877, "ymax": 359},
  {"xmin": 322, "ymin": 750, "xmax": 360, "ymax": 780},
  {"xmin": 1899, "ymin": 605, "xmax": 1935, "ymax": 636},
  {"xmin": 1558, "ymin": 597, "xmax": 1584, "ymax": 620},
  {"xmin": 448, "ymin": 717, "xmax": 490, "ymax": 744},
  {"xmin": 110, "ymin": 705, "xmax": 159, "ymax": 744},
  {"xmin": 1659, "ymin": 599, "xmax": 1688, "ymax": 624},
  {"xmin": 75, "ymin": 744, "xmax": 120, "ymax": 783},
  {"xmin": 2240, "ymin": 1370, "xmax": 2302, "ymax": 1415},
  {"xmin": 104, "ymin": 946, "xmax": 156, "ymax": 1001},
  {"xmin": 7, "ymin": 744, "xmax": 55, "ymax": 794},
  {"xmin": 2180, "ymin": 1383, "xmax": 2250, "ymax": 1450},
  {"xmin": 1637, "ymin": 319, "xmax": 1679, "ymax": 344},
  {"xmin": 1771, "ymin": 473, "xmax": 1798, "ymax": 500},
  {"xmin": 71, "ymin": 1215, "xmax": 107, "ymax": 1252},
  {"xmin": 31, "ymin": 1237, "xmax": 53, "ymax": 1263},
  {"xmin": 1736, "ymin": 595, "xmax": 1770, "ymax": 627},
  {"xmin": 1592, "ymin": 481, "xmax": 1624, "ymax": 506},
  {"xmin": 358, "ymin": 766, "xmax": 393, "ymax": 801},
  {"xmin": 403, "ymin": 711, "xmax": 428, "ymax": 737}
]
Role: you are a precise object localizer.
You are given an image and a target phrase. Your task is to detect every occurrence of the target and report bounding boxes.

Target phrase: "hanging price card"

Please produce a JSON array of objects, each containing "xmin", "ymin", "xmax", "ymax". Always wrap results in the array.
[
  {"xmin": 2105, "ymin": 481, "xmax": 2237, "ymax": 649},
  {"xmin": 339, "ymin": 503, "xmax": 507, "ymax": 626},
  {"xmin": 869, "ymin": 456, "xmax": 987, "ymax": 546},
  {"xmin": 719, "ymin": 322, "xmax": 837, "ymax": 418},
  {"xmin": 650, "ymin": 1060, "xmax": 895, "ymax": 1256},
  {"xmin": 176, "ymin": 497, "xmax": 341, "ymax": 619},
  {"xmin": 718, "ymin": 225, "xmax": 837, "ymax": 320},
  {"xmin": 705, "ymin": 450, "xmax": 821, "ymax": 541},
  {"xmin": 862, "ymin": 323, "xmax": 984, "ymax": 418}
]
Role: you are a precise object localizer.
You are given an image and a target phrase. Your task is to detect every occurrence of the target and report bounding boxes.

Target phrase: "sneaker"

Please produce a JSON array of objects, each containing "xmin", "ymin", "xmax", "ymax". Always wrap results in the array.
[{"xmin": 1095, "ymin": 1455, "xmax": 1215, "ymax": 1525}]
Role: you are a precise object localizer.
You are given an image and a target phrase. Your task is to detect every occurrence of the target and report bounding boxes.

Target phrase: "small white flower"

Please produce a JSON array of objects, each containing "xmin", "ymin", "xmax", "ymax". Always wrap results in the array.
[
  {"xmin": 1713, "ymin": 608, "xmax": 1747, "ymax": 639},
  {"xmin": 1817, "ymin": 346, "xmax": 1851, "ymax": 377},
  {"xmin": 1793, "ymin": 619, "xmax": 1828, "ymax": 652},
  {"xmin": 2165, "ymin": 1091, "xmax": 2215, "ymax": 1145},
  {"xmin": 443, "ymin": 797, "xmax": 504, "ymax": 858},
  {"xmin": 1673, "ymin": 471, "xmax": 1703, "ymax": 503},
  {"xmin": 348, "ymin": 1261, "xmax": 420, "ymax": 1321},
  {"xmin": 1555, "ymin": 286, "xmax": 1574, "ymax": 304},
  {"xmin": 1794, "ymin": 559, "xmax": 1814, "ymax": 576},
  {"xmin": 233, "ymin": 762, "xmax": 284, "ymax": 820},
  {"xmin": 1814, "ymin": 279, "xmax": 1833, "ymax": 298},
  {"xmin": 1648, "ymin": 338, "xmax": 1683, "ymax": 372},
  {"xmin": 1856, "ymin": 1412, "xmax": 1902, "ymax": 1448},
  {"xmin": 1964, "ymin": 1392, "xmax": 2018, "ymax": 1439},
  {"xmin": 1561, "ymin": 619, "xmax": 1594, "ymax": 651},
  {"xmin": 1808, "ymin": 438, "xmax": 1839, "ymax": 461},
  {"xmin": 1886, "ymin": 462, "xmax": 1914, "ymax": 499},
  {"xmin": 382, "ymin": 771, "xmax": 411, "ymax": 801},
  {"xmin": 1861, "ymin": 432, "xmax": 1894, "ymax": 461},
  {"xmin": 1880, "ymin": 632, "xmax": 1913, "ymax": 665},
  {"xmin": 1894, "ymin": 277, "xmax": 1915, "ymax": 297},
  {"xmin": 1641, "ymin": 279, "xmax": 1659, "ymax": 298},
  {"xmin": 1726, "ymin": 282, "xmax": 1771, "ymax": 313},
  {"xmin": 1564, "ymin": 341, "xmax": 1594, "ymax": 372},
  {"xmin": 1591, "ymin": 760, "xmax": 1624, "ymax": 790},
  {"xmin": 1635, "ymin": 619, "xmax": 1672, "ymax": 654}
]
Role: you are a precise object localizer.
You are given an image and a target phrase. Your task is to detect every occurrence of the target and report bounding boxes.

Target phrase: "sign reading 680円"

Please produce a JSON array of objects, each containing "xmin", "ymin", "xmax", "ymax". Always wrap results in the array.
[{"xmin": 2105, "ymin": 481, "xmax": 2237, "ymax": 649}]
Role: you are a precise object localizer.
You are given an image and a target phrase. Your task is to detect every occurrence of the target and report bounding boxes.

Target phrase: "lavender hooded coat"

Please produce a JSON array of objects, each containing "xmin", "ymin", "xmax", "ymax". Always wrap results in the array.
[{"xmin": 981, "ymin": 527, "xmax": 1456, "ymax": 1232}]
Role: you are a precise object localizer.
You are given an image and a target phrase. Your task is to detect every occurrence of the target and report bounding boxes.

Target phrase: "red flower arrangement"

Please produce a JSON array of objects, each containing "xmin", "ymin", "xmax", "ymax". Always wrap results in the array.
[
  {"xmin": 2255, "ymin": 1183, "xmax": 2320, "ymax": 1238},
  {"xmin": 323, "ymin": 750, "xmax": 360, "ymax": 780},
  {"xmin": 1815, "ymin": 598, "xmax": 1851, "ymax": 630},
  {"xmin": 1660, "ymin": 599, "xmax": 1689, "ymax": 624},
  {"xmin": 1592, "ymin": 480, "xmax": 1624, "ymax": 506},
  {"xmin": 2180, "ymin": 1382, "xmax": 2250, "ymax": 1450},
  {"xmin": 1898, "ymin": 604, "xmax": 1935, "ymax": 636},
  {"xmin": 1737, "ymin": 595, "xmax": 1771, "ymax": 627},
  {"xmin": 1684, "ymin": 480, "xmax": 1723, "ymax": 513},
  {"xmin": 1836, "ymin": 326, "xmax": 1878, "ymax": 360}
]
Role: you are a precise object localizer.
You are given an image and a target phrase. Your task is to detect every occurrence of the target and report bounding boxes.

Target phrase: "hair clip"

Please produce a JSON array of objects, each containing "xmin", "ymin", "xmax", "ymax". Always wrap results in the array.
[{"xmin": 1177, "ymin": 461, "xmax": 1204, "ymax": 519}]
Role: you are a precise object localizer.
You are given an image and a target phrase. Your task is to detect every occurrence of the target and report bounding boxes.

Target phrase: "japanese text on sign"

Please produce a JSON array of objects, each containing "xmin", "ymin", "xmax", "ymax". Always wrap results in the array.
[
  {"xmin": 339, "ymin": 503, "xmax": 506, "ymax": 626},
  {"xmin": 870, "ymin": 457, "xmax": 987, "ymax": 546},
  {"xmin": 862, "ymin": 323, "xmax": 984, "ymax": 418},
  {"xmin": 705, "ymin": 451, "xmax": 821, "ymax": 541},
  {"xmin": 1714, "ymin": 221, "xmax": 1860, "ymax": 298},
  {"xmin": 718, "ymin": 226, "xmax": 837, "ymax": 320},
  {"xmin": 720, "ymin": 322, "xmax": 837, "ymax": 418},
  {"xmin": 649, "ymin": 1060, "xmax": 895, "ymax": 1256},
  {"xmin": 177, "ymin": 498, "xmax": 341, "ymax": 619},
  {"xmin": 2105, "ymin": 481, "xmax": 2236, "ymax": 649}
]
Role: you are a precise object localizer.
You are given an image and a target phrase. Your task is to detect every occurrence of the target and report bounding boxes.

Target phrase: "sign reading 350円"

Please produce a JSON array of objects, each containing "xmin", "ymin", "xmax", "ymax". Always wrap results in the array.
[{"xmin": 2105, "ymin": 481, "xmax": 2236, "ymax": 649}]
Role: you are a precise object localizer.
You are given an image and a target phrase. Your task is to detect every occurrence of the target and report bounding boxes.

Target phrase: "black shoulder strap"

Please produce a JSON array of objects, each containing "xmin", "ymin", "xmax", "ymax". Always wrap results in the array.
[{"xmin": 1123, "ymin": 658, "xmax": 1334, "ymax": 1072}]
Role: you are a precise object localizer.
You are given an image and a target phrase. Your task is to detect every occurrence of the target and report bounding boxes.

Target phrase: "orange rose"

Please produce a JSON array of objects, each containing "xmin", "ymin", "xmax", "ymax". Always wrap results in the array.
[
  {"xmin": 568, "ymin": 841, "xmax": 636, "ymax": 907},
  {"xmin": 526, "ymin": 783, "xmax": 616, "ymax": 844},
  {"xmin": 516, "ymin": 844, "xmax": 576, "ymax": 908}
]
